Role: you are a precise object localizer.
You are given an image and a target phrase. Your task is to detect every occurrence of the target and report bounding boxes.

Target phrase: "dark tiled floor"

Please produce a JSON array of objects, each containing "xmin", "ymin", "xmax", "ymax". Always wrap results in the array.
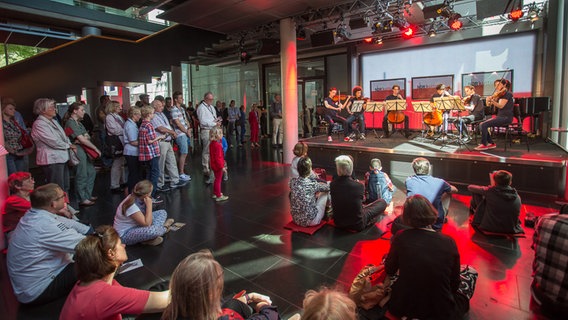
[{"xmin": 0, "ymin": 138, "xmax": 560, "ymax": 320}]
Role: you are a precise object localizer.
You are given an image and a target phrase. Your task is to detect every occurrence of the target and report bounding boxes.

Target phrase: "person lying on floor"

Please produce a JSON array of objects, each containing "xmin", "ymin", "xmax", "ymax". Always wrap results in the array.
[
  {"xmin": 468, "ymin": 170, "xmax": 523, "ymax": 235},
  {"xmin": 330, "ymin": 155, "xmax": 387, "ymax": 231}
]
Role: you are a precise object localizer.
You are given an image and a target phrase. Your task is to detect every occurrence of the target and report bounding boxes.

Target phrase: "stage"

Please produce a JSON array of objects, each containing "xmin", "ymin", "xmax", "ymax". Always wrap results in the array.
[{"xmin": 304, "ymin": 131, "xmax": 568, "ymax": 200}]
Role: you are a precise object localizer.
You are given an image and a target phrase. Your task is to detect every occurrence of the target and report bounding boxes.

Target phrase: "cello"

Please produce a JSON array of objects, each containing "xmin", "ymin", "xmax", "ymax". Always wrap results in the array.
[{"xmin": 423, "ymin": 103, "xmax": 443, "ymax": 126}]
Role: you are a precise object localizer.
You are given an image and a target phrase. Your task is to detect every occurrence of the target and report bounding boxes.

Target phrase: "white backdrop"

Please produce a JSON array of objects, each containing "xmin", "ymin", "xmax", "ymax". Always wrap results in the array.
[{"xmin": 361, "ymin": 32, "xmax": 536, "ymax": 97}]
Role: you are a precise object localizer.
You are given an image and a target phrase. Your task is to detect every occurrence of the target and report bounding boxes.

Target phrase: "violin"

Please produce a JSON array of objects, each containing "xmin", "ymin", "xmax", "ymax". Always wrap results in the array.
[
  {"xmin": 332, "ymin": 94, "xmax": 352, "ymax": 104},
  {"xmin": 462, "ymin": 94, "xmax": 473, "ymax": 105},
  {"xmin": 486, "ymin": 87, "xmax": 507, "ymax": 114}
]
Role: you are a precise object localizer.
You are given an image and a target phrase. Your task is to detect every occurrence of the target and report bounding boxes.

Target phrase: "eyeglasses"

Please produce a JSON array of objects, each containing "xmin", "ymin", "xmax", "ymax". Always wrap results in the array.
[{"xmin": 54, "ymin": 192, "xmax": 68, "ymax": 201}]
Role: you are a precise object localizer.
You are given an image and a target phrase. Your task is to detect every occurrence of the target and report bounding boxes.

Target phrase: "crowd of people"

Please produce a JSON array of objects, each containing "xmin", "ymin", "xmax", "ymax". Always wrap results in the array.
[{"xmin": 1, "ymin": 90, "xmax": 565, "ymax": 319}]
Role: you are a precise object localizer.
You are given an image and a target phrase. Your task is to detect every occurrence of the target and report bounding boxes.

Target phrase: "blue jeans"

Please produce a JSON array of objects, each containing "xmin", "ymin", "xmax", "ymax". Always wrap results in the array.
[
  {"xmin": 479, "ymin": 116, "xmax": 513, "ymax": 145},
  {"xmin": 324, "ymin": 114, "xmax": 348, "ymax": 137},
  {"xmin": 6, "ymin": 153, "xmax": 27, "ymax": 176},
  {"xmin": 346, "ymin": 113, "xmax": 365, "ymax": 135},
  {"xmin": 143, "ymin": 157, "xmax": 160, "ymax": 196}
]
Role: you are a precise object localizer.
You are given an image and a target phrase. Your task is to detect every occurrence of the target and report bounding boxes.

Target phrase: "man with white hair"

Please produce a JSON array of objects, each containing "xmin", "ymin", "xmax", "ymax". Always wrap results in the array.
[{"xmin": 330, "ymin": 155, "xmax": 387, "ymax": 231}]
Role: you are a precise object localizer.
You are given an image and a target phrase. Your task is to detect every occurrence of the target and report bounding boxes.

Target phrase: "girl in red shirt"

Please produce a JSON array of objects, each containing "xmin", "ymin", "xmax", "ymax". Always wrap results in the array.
[{"xmin": 209, "ymin": 127, "xmax": 228, "ymax": 201}]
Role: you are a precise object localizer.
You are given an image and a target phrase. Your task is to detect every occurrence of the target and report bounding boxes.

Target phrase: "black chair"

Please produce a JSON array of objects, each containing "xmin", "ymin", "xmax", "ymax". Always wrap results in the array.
[{"xmin": 504, "ymin": 104, "xmax": 530, "ymax": 152}]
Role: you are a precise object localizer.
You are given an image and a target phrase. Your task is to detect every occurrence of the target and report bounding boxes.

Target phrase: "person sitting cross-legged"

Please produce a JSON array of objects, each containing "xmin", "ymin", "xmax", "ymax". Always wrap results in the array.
[
  {"xmin": 330, "ymin": 155, "xmax": 387, "ymax": 231},
  {"xmin": 289, "ymin": 157, "xmax": 330, "ymax": 227}
]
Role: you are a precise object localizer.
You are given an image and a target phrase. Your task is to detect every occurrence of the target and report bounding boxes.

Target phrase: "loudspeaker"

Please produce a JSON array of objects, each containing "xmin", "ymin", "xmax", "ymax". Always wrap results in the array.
[
  {"xmin": 476, "ymin": 0, "xmax": 510, "ymax": 20},
  {"xmin": 349, "ymin": 17, "xmax": 367, "ymax": 30},
  {"xmin": 257, "ymin": 39, "xmax": 280, "ymax": 55},
  {"xmin": 310, "ymin": 30, "xmax": 335, "ymax": 47}
]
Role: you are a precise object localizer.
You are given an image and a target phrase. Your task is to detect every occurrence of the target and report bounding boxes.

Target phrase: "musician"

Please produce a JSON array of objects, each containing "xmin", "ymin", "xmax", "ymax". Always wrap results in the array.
[
  {"xmin": 382, "ymin": 85, "xmax": 411, "ymax": 138},
  {"xmin": 323, "ymin": 87, "xmax": 351, "ymax": 142},
  {"xmin": 344, "ymin": 86, "xmax": 366, "ymax": 140},
  {"xmin": 474, "ymin": 79, "xmax": 514, "ymax": 151},
  {"xmin": 452, "ymin": 85, "xmax": 485, "ymax": 141},
  {"xmin": 425, "ymin": 84, "xmax": 447, "ymax": 137}
]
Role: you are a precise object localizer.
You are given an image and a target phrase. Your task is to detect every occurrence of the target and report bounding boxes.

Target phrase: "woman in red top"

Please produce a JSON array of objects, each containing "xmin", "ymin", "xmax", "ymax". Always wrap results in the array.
[
  {"xmin": 209, "ymin": 127, "xmax": 228, "ymax": 201},
  {"xmin": 248, "ymin": 103, "xmax": 260, "ymax": 148}
]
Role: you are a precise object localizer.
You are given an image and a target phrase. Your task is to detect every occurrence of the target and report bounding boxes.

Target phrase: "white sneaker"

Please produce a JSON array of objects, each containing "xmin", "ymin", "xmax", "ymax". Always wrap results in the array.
[
  {"xmin": 179, "ymin": 173, "xmax": 191, "ymax": 181},
  {"xmin": 215, "ymin": 195, "xmax": 229, "ymax": 202},
  {"xmin": 327, "ymin": 136, "xmax": 333, "ymax": 142}
]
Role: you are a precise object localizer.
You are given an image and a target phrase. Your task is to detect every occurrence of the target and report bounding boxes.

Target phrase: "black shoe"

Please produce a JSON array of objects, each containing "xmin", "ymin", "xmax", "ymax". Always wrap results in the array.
[
  {"xmin": 171, "ymin": 180, "xmax": 188, "ymax": 189},
  {"xmin": 110, "ymin": 187, "xmax": 124, "ymax": 194},
  {"xmin": 157, "ymin": 185, "xmax": 171, "ymax": 192},
  {"xmin": 120, "ymin": 183, "xmax": 127, "ymax": 188}
]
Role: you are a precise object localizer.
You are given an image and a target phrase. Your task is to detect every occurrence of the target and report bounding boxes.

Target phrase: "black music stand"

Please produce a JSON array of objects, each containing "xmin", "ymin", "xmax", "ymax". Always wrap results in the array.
[
  {"xmin": 385, "ymin": 99, "xmax": 407, "ymax": 137},
  {"xmin": 412, "ymin": 101, "xmax": 432, "ymax": 139},
  {"xmin": 433, "ymin": 97, "xmax": 456, "ymax": 147},
  {"xmin": 448, "ymin": 98, "xmax": 471, "ymax": 150},
  {"xmin": 366, "ymin": 101, "xmax": 384, "ymax": 139}
]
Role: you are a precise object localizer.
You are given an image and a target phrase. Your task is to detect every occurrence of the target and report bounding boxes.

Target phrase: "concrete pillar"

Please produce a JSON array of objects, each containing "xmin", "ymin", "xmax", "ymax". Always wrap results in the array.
[
  {"xmin": 171, "ymin": 66, "xmax": 183, "ymax": 97},
  {"xmin": 121, "ymin": 87, "xmax": 131, "ymax": 109},
  {"xmin": 0, "ymin": 97, "xmax": 7, "ymax": 250},
  {"xmin": 280, "ymin": 18, "xmax": 298, "ymax": 164}
]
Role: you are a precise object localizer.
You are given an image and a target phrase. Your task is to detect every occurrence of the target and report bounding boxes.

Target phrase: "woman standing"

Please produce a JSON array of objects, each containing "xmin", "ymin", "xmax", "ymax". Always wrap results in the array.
[
  {"xmin": 248, "ymin": 103, "xmax": 260, "ymax": 148},
  {"xmin": 123, "ymin": 107, "xmax": 142, "ymax": 193},
  {"xmin": 31, "ymin": 98, "xmax": 75, "ymax": 197},
  {"xmin": 64, "ymin": 102, "xmax": 100, "ymax": 207},
  {"xmin": 2, "ymin": 102, "xmax": 33, "ymax": 175},
  {"xmin": 105, "ymin": 101, "xmax": 127, "ymax": 193},
  {"xmin": 60, "ymin": 225, "xmax": 169, "ymax": 319}
]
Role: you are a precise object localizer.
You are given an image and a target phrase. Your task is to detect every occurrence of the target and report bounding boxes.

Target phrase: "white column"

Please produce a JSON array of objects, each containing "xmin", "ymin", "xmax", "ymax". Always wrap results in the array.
[
  {"xmin": 0, "ymin": 98, "xmax": 7, "ymax": 250},
  {"xmin": 280, "ymin": 18, "xmax": 298, "ymax": 164}
]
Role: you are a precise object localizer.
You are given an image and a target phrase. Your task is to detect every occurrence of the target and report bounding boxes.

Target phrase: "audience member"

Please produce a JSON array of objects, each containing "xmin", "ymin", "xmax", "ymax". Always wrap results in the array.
[
  {"xmin": 468, "ymin": 170, "xmax": 523, "ymax": 234},
  {"xmin": 113, "ymin": 180, "xmax": 174, "ymax": 246},
  {"xmin": 124, "ymin": 107, "xmax": 142, "ymax": 193},
  {"xmin": 7, "ymin": 183, "xmax": 90, "ymax": 304},
  {"xmin": 197, "ymin": 92, "xmax": 221, "ymax": 182},
  {"xmin": 105, "ymin": 101, "xmax": 127, "ymax": 193},
  {"xmin": 365, "ymin": 158, "xmax": 395, "ymax": 214},
  {"xmin": 151, "ymin": 99, "xmax": 186, "ymax": 192},
  {"xmin": 291, "ymin": 142, "xmax": 309, "ymax": 178},
  {"xmin": 300, "ymin": 287, "xmax": 357, "ymax": 320},
  {"xmin": 385, "ymin": 195, "xmax": 476, "ymax": 320},
  {"xmin": 330, "ymin": 155, "xmax": 387, "ymax": 231},
  {"xmin": 60, "ymin": 225, "xmax": 169, "ymax": 319},
  {"xmin": 531, "ymin": 204, "xmax": 568, "ymax": 318},
  {"xmin": 405, "ymin": 157, "xmax": 457, "ymax": 231},
  {"xmin": 238, "ymin": 104, "xmax": 247, "ymax": 146},
  {"xmin": 161, "ymin": 249, "xmax": 280, "ymax": 320},
  {"xmin": 2, "ymin": 101, "xmax": 33, "ymax": 175},
  {"xmin": 249, "ymin": 103, "xmax": 261, "ymax": 148},
  {"xmin": 95, "ymin": 94, "xmax": 112, "ymax": 168},
  {"xmin": 170, "ymin": 91, "xmax": 192, "ymax": 182},
  {"xmin": 227, "ymin": 100, "xmax": 240, "ymax": 148},
  {"xmin": 209, "ymin": 127, "xmax": 228, "ymax": 201},
  {"xmin": 64, "ymin": 102, "xmax": 100, "ymax": 207},
  {"xmin": 289, "ymin": 157, "xmax": 330, "ymax": 227},
  {"xmin": 271, "ymin": 93, "xmax": 283, "ymax": 148},
  {"xmin": 138, "ymin": 106, "xmax": 165, "ymax": 199}
]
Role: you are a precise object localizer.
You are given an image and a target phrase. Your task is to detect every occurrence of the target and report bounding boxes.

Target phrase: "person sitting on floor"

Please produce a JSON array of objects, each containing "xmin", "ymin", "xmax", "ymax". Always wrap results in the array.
[
  {"xmin": 365, "ymin": 158, "xmax": 396, "ymax": 213},
  {"xmin": 291, "ymin": 141, "xmax": 309, "ymax": 178},
  {"xmin": 330, "ymin": 155, "xmax": 387, "ymax": 231},
  {"xmin": 405, "ymin": 157, "xmax": 457, "ymax": 231},
  {"xmin": 385, "ymin": 195, "xmax": 477, "ymax": 320},
  {"xmin": 298, "ymin": 287, "xmax": 357, "ymax": 320},
  {"xmin": 289, "ymin": 157, "xmax": 330, "ymax": 227},
  {"xmin": 161, "ymin": 249, "xmax": 280, "ymax": 320},
  {"xmin": 7, "ymin": 183, "xmax": 91, "ymax": 304},
  {"xmin": 60, "ymin": 225, "xmax": 169, "ymax": 319},
  {"xmin": 113, "ymin": 180, "xmax": 174, "ymax": 246},
  {"xmin": 531, "ymin": 204, "xmax": 568, "ymax": 318},
  {"xmin": 468, "ymin": 170, "xmax": 523, "ymax": 235}
]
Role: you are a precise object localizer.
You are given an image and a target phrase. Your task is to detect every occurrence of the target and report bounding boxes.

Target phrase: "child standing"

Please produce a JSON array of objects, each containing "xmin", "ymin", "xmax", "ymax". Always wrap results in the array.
[
  {"xmin": 210, "ymin": 127, "xmax": 228, "ymax": 201},
  {"xmin": 365, "ymin": 158, "xmax": 395, "ymax": 213},
  {"xmin": 138, "ymin": 106, "xmax": 165, "ymax": 200}
]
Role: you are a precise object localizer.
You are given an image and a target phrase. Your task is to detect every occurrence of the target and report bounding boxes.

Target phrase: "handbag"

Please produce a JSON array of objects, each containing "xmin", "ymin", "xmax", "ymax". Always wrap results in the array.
[
  {"xmin": 81, "ymin": 144, "xmax": 100, "ymax": 160},
  {"xmin": 349, "ymin": 264, "xmax": 393, "ymax": 310},
  {"xmin": 13, "ymin": 120, "xmax": 33, "ymax": 149},
  {"xmin": 68, "ymin": 149, "xmax": 80, "ymax": 166},
  {"xmin": 103, "ymin": 134, "xmax": 124, "ymax": 158}
]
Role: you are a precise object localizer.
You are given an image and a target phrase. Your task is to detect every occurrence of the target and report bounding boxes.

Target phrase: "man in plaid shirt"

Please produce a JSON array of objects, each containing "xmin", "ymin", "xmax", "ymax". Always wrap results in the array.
[
  {"xmin": 138, "ymin": 105, "xmax": 164, "ymax": 198},
  {"xmin": 531, "ymin": 204, "xmax": 568, "ymax": 317}
]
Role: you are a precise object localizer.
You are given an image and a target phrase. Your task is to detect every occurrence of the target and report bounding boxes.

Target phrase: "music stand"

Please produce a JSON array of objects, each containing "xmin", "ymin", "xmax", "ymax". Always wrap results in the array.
[
  {"xmin": 448, "ymin": 98, "xmax": 471, "ymax": 150},
  {"xmin": 412, "ymin": 101, "xmax": 432, "ymax": 138},
  {"xmin": 385, "ymin": 99, "xmax": 407, "ymax": 137},
  {"xmin": 433, "ymin": 97, "xmax": 459, "ymax": 148},
  {"xmin": 366, "ymin": 101, "xmax": 384, "ymax": 139},
  {"xmin": 351, "ymin": 100, "xmax": 364, "ymax": 113}
]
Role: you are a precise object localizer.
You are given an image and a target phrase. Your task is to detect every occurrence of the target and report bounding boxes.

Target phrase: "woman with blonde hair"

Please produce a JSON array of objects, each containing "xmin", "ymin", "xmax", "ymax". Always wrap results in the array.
[
  {"xmin": 60, "ymin": 225, "xmax": 169, "ymax": 319},
  {"xmin": 113, "ymin": 180, "xmax": 173, "ymax": 246},
  {"xmin": 209, "ymin": 126, "xmax": 228, "ymax": 201},
  {"xmin": 105, "ymin": 100, "xmax": 127, "ymax": 193},
  {"xmin": 162, "ymin": 249, "xmax": 280, "ymax": 320},
  {"xmin": 300, "ymin": 287, "xmax": 357, "ymax": 320}
]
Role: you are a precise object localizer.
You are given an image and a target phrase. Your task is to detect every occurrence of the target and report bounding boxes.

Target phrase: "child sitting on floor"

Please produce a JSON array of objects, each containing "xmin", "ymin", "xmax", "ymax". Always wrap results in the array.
[{"xmin": 365, "ymin": 158, "xmax": 395, "ymax": 214}]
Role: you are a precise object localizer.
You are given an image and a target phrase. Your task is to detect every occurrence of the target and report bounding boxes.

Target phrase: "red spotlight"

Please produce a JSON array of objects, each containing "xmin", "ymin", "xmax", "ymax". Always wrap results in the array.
[
  {"xmin": 509, "ymin": 8, "xmax": 524, "ymax": 21},
  {"xmin": 363, "ymin": 37, "xmax": 373, "ymax": 43},
  {"xmin": 449, "ymin": 18, "xmax": 463, "ymax": 31},
  {"xmin": 401, "ymin": 26, "xmax": 414, "ymax": 39}
]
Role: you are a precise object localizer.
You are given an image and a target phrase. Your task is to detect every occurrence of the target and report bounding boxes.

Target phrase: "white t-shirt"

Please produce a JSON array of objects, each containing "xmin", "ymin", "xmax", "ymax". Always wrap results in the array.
[{"xmin": 113, "ymin": 197, "xmax": 143, "ymax": 237}]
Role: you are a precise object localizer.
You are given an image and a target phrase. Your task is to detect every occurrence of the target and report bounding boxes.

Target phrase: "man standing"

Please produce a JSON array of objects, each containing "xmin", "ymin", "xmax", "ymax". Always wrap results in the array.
[
  {"xmin": 330, "ymin": 155, "xmax": 387, "ymax": 231},
  {"xmin": 171, "ymin": 91, "xmax": 192, "ymax": 181},
  {"xmin": 468, "ymin": 170, "xmax": 523, "ymax": 234},
  {"xmin": 197, "ymin": 92, "xmax": 221, "ymax": 183},
  {"xmin": 270, "ymin": 94, "xmax": 283, "ymax": 148},
  {"xmin": 406, "ymin": 157, "xmax": 458, "ymax": 231},
  {"xmin": 227, "ymin": 100, "xmax": 240, "ymax": 148},
  {"xmin": 7, "ymin": 183, "xmax": 90, "ymax": 304},
  {"xmin": 150, "ymin": 99, "xmax": 187, "ymax": 192}
]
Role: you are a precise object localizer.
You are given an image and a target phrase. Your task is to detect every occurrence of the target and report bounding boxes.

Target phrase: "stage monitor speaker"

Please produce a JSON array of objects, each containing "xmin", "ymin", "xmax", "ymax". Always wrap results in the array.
[
  {"xmin": 310, "ymin": 30, "xmax": 335, "ymax": 47},
  {"xmin": 349, "ymin": 17, "xmax": 367, "ymax": 30},
  {"xmin": 476, "ymin": 0, "xmax": 510, "ymax": 20},
  {"xmin": 422, "ymin": 4, "xmax": 444, "ymax": 19},
  {"xmin": 257, "ymin": 39, "xmax": 280, "ymax": 55}
]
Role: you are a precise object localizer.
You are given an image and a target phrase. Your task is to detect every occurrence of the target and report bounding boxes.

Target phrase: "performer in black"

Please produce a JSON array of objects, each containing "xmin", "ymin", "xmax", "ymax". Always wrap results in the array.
[
  {"xmin": 344, "ymin": 86, "xmax": 367, "ymax": 140},
  {"xmin": 452, "ymin": 85, "xmax": 485, "ymax": 141},
  {"xmin": 382, "ymin": 85, "xmax": 411, "ymax": 138},
  {"xmin": 323, "ymin": 87, "xmax": 350, "ymax": 142}
]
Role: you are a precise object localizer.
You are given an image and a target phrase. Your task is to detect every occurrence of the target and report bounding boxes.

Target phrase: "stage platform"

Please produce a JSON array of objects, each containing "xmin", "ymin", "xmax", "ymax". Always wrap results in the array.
[{"xmin": 304, "ymin": 131, "xmax": 568, "ymax": 200}]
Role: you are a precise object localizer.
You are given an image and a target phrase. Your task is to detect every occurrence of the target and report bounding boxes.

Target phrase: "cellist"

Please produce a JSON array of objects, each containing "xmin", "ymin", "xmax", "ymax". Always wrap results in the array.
[
  {"xmin": 382, "ymin": 85, "xmax": 411, "ymax": 138},
  {"xmin": 424, "ymin": 84, "xmax": 446, "ymax": 137},
  {"xmin": 474, "ymin": 79, "xmax": 514, "ymax": 151}
]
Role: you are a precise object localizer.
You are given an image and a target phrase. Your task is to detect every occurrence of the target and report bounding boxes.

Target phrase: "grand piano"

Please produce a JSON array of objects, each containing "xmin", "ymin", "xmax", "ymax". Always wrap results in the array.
[{"xmin": 515, "ymin": 97, "xmax": 551, "ymax": 133}]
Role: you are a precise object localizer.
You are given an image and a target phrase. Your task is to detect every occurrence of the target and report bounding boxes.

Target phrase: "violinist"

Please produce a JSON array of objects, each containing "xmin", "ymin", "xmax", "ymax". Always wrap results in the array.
[
  {"xmin": 452, "ymin": 85, "xmax": 485, "ymax": 141},
  {"xmin": 474, "ymin": 79, "xmax": 514, "ymax": 151},
  {"xmin": 344, "ymin": 86, "xmax": 367, "ymax": 140},
  {"xmin": 323, "ymin": 87, "xmax": 351, "ymax": 142},
  {"xmin": 383, "ymin": 85, "xmax": 411, "ymax": 138}
]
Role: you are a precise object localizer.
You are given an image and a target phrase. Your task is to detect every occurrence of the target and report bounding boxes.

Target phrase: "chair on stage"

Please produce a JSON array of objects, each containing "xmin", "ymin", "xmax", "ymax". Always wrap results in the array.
[{"xmin": 504, "ymin": 104, "xmax": 530, "ymax": 152}]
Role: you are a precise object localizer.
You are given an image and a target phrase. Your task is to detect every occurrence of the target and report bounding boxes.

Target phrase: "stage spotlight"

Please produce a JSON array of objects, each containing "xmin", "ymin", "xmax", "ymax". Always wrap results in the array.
[
  {"xmin": 334, "ymin": 24, "xmax": 351, "ymax": 41},
  {"xmin": 449, "ymin": 14, "xmax": 463, "ymax": 30},
  {"xmin": 240, "ymin": 50, "xmax": 251, "ymax": 64},
  {"xmin": 509, "ymin": 7, "xmax": 524, "ymax": 21},
  {"xmin": 401, "ymin": 26, "xmax": 414, "ymax": 39},
  {"xmin": 428, "ymin": 28, "xmax": 436, "ymax": 37},
  {"xmin": 363, "ymin": 37, "xmax": 373, "ymax": 43},
  {"xmin": 296, "ymin": 25, "xmax": 306, "ymax": 40},
  {"xmin": 393, "ymin": 17, "xmax": 410, "ymax": 30},
  {"xmin": 380, "ymin": 20, "xmax": 393, "ymax": 32},
  {"xmin": 528, "ymin": 3, "xmax": 540, "ymax": 22},
  {"xmin": 374, "ymin": 36, "xmax": 383, "ymax": 45}
]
